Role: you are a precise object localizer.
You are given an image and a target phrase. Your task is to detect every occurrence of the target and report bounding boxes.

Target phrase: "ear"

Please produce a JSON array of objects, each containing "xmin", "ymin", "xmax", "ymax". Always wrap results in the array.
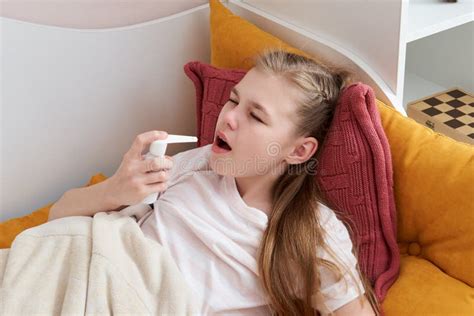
[{"xmin": 286, "ymin": 136, "xmax": 319, "ymax": 165}]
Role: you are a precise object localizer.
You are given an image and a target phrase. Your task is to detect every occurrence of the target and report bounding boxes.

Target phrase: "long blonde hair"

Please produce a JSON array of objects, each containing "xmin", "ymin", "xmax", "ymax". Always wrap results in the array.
[{"xmin": 253, "ymin": 48, "xmax": 381, "ymax": 315}]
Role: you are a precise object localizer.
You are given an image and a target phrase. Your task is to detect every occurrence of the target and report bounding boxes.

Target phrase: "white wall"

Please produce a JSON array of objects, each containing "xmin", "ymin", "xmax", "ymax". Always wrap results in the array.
[
  {"xmin": 0, "ymin": 0, "xmax": 208, "ymax": 28},
  {"xmin": 0, "ymin": 6, "xmax": 210, "ymax": 221}
]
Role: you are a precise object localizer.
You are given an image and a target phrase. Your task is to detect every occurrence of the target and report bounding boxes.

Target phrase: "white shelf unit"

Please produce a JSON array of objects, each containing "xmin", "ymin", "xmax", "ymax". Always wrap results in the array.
[
  {"xmin": 403, "ymin": 17, "xmax": 473, "ymax": 109},
  {"xmin": 406, "ymin": 0, "xmax": 474, "ymax": 42},
  {"xmin": 402, "ymin": 0, "xmax": 473, "ymax": 109},
  {"xmin": 230, "ymin": 0, "xmax": 474, "ymax": 115}
]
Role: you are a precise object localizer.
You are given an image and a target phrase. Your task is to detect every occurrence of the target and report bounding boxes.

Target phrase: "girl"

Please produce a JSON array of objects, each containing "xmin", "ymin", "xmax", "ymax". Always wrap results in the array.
[{"xmin": 49, "ymin": 49, "xmax": 380, "ymax": 315}]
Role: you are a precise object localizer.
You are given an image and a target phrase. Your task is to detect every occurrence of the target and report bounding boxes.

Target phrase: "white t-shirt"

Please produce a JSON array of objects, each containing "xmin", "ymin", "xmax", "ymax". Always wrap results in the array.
[{"xmin": 138, "ymin": 144, "xmax": 364, "ymax": 315}]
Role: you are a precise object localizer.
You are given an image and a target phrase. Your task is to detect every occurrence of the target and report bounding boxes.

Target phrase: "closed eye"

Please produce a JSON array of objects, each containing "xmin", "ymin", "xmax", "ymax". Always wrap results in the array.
[
  {"xmin": 228, "ymin": 98, "xmax": 264, "ymax": 124},
  {"xmin": 250, "ymin": 112, "xmax": 264, "ymax": 123}
]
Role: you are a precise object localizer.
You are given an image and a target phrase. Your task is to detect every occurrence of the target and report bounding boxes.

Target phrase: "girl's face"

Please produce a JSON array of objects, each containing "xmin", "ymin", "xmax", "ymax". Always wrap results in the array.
[{"xmin": 209, "ymin": 67, "xmax": 316, "ymax": 177}]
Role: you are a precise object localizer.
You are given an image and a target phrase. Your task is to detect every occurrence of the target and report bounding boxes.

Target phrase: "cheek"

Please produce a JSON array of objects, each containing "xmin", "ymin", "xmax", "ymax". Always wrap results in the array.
[
  {"xmin": 263, "ymin": 130, "xmax": 293, "ymax": 161},
  {"xmin": 239, "ymin": 136, "xmax": 276, "ymax": 158}
]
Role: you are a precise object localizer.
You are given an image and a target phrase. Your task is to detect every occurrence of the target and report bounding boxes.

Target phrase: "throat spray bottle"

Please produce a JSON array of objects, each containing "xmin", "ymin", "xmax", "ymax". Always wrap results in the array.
[{"xmin": 141, "ymin": 134, "xmax": 198, "ymax": 204}]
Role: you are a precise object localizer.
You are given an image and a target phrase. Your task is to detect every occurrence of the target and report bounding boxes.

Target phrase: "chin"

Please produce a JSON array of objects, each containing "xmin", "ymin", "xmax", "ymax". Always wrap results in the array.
[{"xmin": 209, "ymin": 154, "xmax": 235, "ymax": 177}]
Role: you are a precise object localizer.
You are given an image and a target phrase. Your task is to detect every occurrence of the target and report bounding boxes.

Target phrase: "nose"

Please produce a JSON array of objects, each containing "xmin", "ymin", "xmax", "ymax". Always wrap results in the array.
[{"xmin": 222, "ymin": 105, "xmax": 238, "ymax": 130}]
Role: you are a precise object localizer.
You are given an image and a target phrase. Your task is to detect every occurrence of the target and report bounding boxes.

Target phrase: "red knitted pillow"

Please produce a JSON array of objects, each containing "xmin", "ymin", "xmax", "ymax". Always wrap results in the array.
[
  {"xmin": 316, "ymin": 83, "xmax": 400, "ymax": 302},
  {"xmin": 183, "ymin": 61, "xmax": 399, "ymax": 303}
]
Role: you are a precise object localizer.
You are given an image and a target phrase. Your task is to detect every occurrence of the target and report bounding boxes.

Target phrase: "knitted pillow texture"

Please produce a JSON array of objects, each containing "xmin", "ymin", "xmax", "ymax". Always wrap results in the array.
[
  {"xmin": 183, "ymin": 60, "xmax": 399, "ymax": 303},
  {"xmin": 316, "ymin": 82, "xmax": 399, "ymax": 301}
]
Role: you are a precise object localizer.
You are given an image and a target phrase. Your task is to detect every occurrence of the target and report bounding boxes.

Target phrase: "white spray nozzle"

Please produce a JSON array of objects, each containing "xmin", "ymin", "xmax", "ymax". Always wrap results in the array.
[
  {"xmin": 149, "ymin": 134, "xmax": 198, "ymax": 157},
  {"xmin": 153, "ymin": 134, "xmax": 198, "ymax": 144}
]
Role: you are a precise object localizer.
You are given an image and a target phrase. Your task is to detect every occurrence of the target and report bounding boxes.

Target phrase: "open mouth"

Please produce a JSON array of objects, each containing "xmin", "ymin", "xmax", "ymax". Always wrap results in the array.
[{"xmin": 216, "ymin": 135, "xmax": 232, "ymax": 151}]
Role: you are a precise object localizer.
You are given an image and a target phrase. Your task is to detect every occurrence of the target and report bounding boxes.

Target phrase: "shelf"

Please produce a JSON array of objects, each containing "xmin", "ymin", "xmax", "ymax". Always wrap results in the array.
[
  {"xmin": 406, "ymin": 0, "xmax": 474, "ymax": 43},
  {"xmin": 403, "ymin": 72, "xmax": 447, "ymax": 109}
]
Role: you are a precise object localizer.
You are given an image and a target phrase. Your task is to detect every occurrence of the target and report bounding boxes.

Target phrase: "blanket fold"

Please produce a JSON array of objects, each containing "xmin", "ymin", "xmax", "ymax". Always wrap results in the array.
[{"xmin": 0, "ymin": 211, "xmax": 200, "ymax": 315}]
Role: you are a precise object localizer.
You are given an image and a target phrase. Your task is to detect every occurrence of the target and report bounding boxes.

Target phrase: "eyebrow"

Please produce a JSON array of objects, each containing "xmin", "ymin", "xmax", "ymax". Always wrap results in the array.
[{"xmin": 231, "ymin": 87, "xmax": 271, "ymax": 120}]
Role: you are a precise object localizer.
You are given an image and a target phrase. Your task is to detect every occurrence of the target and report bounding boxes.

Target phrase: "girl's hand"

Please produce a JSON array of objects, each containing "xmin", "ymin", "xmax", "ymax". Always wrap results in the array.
[{"xmin": 104, "ymin": 130, "xmax": 174, "ymax": 207}]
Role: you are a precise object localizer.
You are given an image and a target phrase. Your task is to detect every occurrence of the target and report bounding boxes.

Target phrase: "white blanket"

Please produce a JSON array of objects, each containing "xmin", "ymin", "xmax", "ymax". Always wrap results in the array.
[{"xmin": 0, "ymin": 209, "xmax": 201, "ymax": 315}]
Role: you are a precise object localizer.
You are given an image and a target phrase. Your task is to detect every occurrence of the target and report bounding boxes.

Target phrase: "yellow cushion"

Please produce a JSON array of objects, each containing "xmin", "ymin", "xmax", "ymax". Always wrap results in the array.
[
  {"xmin": 210, "ymin": 0, "xmax": 322, "ymax": 70},
  {"xmin": 209, "ymin": 0, "xmax": 474, "ymax": 312},
  {"xmin": 0, "ymin": 173, "xmax": 108, "ymax": 249},
  {"xmin": 383, "ymin": 256, "xmax": 474, "ymax": 315},
  {"xmin": 377, "ymin": 101, "xmax": 474, "ymax": 287}
]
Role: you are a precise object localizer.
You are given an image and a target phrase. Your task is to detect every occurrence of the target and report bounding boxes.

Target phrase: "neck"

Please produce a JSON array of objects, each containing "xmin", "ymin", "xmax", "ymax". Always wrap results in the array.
[{"xmin": 234, "ymin": 171, "xmax": 281, "ymax": 216}]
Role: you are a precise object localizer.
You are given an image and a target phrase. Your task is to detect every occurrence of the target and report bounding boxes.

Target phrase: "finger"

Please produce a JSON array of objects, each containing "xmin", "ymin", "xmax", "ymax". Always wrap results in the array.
[
  {"xmin": 143, "ymin": 170, "xmax": 169, "ymax": 184},
  {"xmin": 145, "ymin": 181, "xmax": 168, "ymax": 194},
  {"xmin": 140, "ymin": 156, "xmax": 174, "ymax": 173},
  {"xmin": 127, "ymin": 130, "xmax": 168, "ymax": 159}
]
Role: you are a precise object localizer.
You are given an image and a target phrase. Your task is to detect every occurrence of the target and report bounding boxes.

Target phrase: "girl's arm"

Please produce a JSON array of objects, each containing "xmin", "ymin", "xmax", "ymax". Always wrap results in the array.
[{"xmin": 47, "ymin": 180, "xmax": 125, "ymax": 221}]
